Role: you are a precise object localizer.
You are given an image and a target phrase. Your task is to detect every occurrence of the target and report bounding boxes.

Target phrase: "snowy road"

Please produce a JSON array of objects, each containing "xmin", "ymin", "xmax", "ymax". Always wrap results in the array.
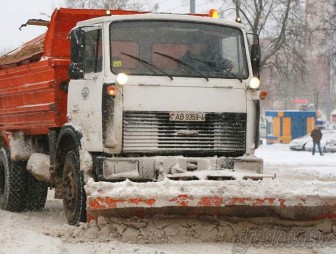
[
  {"xmin": 256, "ymin": 144, "xmax": 336, "ymax": 181},
  {"xmin": 1, "ymin": 143, "xmax": 336, "ymax": 254}
]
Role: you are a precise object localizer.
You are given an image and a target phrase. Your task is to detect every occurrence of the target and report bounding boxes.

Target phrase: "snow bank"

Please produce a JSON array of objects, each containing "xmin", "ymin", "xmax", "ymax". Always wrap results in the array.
[
  {"xmin": 44, "ymin": 216, "xmax": 336, "ymax": 247},
  {"xmin": 256, "ymin": 144, "xmax": 336, "ymax": 178},
  {"xmin": 27, "ymin": 153, "xmax": 50, "ymax": 182},
  {"xmin": 1, "ymin": 228, "xmax": 63, "ymax": 254}
]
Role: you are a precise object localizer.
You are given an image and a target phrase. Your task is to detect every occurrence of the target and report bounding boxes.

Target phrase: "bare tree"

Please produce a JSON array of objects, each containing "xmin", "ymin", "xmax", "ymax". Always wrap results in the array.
[
  {"xmin": 218, "ymin": 0, "xmax": 313, "ymax": 110},
  {"xmin": 286, "ymin": 0, "xmax": 336, "ymax": 118},
  {"xmin": 327, "ymin": 2, "xmax": 336, "ymax": 113},
  {"xmin": 221, "ymin": 0, "xmax": 336, "ymax": 116},
  {"xmin": 222, "ymin": 0, "xmax": 308, "ymax": 71}
]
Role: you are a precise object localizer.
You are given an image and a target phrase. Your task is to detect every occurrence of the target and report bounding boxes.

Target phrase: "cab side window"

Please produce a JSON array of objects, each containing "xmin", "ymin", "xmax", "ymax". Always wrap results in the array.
[{"xmin": 83, "ymin": 29, "xmax": 102, "ymax": 74}]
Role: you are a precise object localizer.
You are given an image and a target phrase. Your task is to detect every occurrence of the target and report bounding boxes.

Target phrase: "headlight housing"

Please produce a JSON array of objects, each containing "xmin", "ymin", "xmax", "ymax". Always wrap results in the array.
[
  {"xmin": 249, "ymin": 77, "xmax": 260, "ymax": 89},
  {"xmin": 116, "ymin": 73, "xmax": 128, "ymax": 85}
]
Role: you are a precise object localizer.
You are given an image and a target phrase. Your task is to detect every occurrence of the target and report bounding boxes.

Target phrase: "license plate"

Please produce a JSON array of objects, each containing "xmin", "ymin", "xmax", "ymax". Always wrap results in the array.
[{"xmin": 169, "ymin": 112, "xmax": 206, "ymax": 121}]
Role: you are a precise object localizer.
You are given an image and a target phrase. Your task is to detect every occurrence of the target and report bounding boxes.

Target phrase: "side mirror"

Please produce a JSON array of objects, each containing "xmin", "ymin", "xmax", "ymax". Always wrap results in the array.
[
  {"xmin": 69, "ymin": 62, "xmax": 84, "ymax": 79},
  {"xmin": 251, "ymin": 44, "xmax": 261, "ymax": 78},
  {"xmin": 68, "ymin": 27, "xmax": 86, "ymax": 79}
]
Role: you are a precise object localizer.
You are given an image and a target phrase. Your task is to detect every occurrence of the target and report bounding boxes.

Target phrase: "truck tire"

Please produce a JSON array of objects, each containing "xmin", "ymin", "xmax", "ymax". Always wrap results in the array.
[
  {"xmin": 63, "ymin": 150, "xmax": 86, "ymax": 225},
  {"xmin": 25, "ymin": 173, "xmax": 48, "ymax": 211},
  {"xmin": 0, "ymin": 147, "xmax": 27, "ymax": 212}
]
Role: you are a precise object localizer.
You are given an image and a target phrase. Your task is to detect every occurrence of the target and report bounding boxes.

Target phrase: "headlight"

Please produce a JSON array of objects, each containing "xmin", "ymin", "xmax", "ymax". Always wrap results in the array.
[
  {"xmin": 249, "ymin": 77, "xmax": 260, "ymax": 89},
  {"xmin": 116, "ymin": 73, "xmax": 128, "ymax": 85}
]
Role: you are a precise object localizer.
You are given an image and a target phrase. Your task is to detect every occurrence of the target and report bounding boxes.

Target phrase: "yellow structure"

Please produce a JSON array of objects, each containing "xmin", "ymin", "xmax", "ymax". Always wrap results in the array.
[{"xmin": 266, "ymin": 110, "xmax": 316, "ymax": 144}]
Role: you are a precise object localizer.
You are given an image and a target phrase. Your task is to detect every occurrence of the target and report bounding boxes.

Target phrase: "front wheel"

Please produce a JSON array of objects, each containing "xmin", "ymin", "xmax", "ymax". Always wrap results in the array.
[{"xmin": 63, "ymin": 150, "xmax": 86, "ymax": 225}]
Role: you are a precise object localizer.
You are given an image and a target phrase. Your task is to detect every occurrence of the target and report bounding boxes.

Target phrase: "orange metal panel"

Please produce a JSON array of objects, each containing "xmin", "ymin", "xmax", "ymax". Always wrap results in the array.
[
  {"xmin": 307, "ymin": 117, "xmax": 315, "ymax": 134},
  {"xmin": 279, "ymin": 136, "xmax": 292, "ymax": 144},
  {"xmin": 281, "ymin": 117, "xmax": 291, "ymax": 143},
  {"xmin": 273, "ymin": 117, "xmax": 280, "ymax": 137},
  {"xmin": 283, "ymin": 117, "xmax": 291, "ymax": 136},
  {"xmin": 87, "ymin": 193, "xmax": 336, "ymax": 222},
  {"xmin": 277, "ymin": 111, "xmax": 284, "ymax": 117},
  {"xmin": 44, "ymin": 8, "xmax": 148, "ymax": 59},
  {"xmin": 266, "ymin": 139, "xmax": 279, "ymax": 144},
  {"xmin": 0, "ymin": 59, "xmax": 67, "ymax": 135}
]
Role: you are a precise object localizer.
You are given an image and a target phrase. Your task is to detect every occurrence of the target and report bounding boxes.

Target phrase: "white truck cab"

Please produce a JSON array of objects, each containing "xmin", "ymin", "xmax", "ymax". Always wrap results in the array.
[{"xmin": 67, "ymin": 12, "xmax": 263, "ymax": 183}]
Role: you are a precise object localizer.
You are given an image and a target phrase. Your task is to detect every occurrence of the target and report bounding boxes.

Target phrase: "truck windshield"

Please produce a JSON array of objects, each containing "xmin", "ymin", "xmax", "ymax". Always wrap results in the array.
[{"xmin": 110, "ymin": 20, "xmax": 249, "ymax": 79}]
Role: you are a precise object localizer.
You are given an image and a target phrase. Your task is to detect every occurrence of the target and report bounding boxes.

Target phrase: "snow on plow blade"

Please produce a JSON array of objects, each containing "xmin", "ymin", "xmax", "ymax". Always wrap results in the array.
[{"xmin": 85, "ymin": 172, "xmax": 336, "ymax": 222}]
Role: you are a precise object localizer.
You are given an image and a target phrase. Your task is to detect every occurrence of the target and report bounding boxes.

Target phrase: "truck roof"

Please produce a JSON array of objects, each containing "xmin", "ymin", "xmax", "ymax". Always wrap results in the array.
[{"xmin": 77, "ymin": 12, "xmax": 244, "ymax": 30}]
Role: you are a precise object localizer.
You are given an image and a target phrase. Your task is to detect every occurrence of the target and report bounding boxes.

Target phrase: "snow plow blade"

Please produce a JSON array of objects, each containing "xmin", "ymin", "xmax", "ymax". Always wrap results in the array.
[{"xmin": 85, "ymin": 172, "xmax": 336, "ymax": 222}]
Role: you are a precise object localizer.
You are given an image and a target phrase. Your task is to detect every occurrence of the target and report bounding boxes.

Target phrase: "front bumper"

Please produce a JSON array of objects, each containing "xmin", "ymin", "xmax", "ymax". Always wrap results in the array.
[{"xmin": 94, "ymin": 155, "xmax": 263, "ymax": 181}]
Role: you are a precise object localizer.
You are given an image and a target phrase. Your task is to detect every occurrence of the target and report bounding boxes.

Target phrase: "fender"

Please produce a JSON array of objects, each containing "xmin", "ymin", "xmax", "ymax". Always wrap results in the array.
[
  {"xmin": 56, "ymin": 125, "xmax": 94, "ymax": 183},
  {"xmin": 57, "ymin": 124, "xmax": 83, "ymax": 148},
  {"xmin": 52, "ymin": 124, "xmax": 84, "ymax": 196},
  {"xmin": 53, "ymin": 124, "xmax": 83, "ymax": 176}
]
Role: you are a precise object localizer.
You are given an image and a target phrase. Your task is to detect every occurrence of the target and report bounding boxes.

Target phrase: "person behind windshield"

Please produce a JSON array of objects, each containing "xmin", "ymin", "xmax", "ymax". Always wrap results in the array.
[
  {"xmin": 311, "ymin": 125, "xmax": 323, "ymax": 156},
  {"xmin": 181, "ymin": 39, "xmax": 233, "ymax": 72},
  {"xmin": 181, "ymin": 42, "xmax": 204, "ymax": 61},
  {"xmin": 180, "ymin": 42, "xmax": 205, "ymax": 71}
]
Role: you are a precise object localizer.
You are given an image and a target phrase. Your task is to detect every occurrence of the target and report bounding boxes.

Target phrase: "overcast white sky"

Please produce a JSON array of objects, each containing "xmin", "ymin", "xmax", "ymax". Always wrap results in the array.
[
  {"xmin": 0, "ymin": 0, "xmax": 63, "ymax": 52},
  {"xmin": 0, "ymin": 0, "xmax": 225, "ymax": 54}
]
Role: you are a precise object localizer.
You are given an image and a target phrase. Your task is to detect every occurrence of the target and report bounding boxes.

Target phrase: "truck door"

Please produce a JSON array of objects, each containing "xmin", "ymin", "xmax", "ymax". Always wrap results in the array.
[{"xmin": 68, "ymin": 27, "xmax": 104, "ymax": 151}]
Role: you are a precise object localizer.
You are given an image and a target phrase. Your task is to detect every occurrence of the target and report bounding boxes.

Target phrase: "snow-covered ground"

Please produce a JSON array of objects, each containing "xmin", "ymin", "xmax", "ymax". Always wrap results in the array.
[
  {"xmin": 256, "ymin": 143, "xmax": 336, "ymax": 180},
  {"xmin": 1, "ymin": 143, "xmax": 336, "ymax": 254}
]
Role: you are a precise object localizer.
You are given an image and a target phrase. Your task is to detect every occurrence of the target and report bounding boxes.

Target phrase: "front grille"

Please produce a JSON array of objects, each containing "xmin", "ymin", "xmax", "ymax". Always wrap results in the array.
[{"xmin": 123, "ymin": 111, "xmax": 246, "ymax": 156}]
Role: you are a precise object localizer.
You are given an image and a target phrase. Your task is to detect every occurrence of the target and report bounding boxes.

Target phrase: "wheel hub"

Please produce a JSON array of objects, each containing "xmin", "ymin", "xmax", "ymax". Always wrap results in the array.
[{"xmin": 64, "ymin": 171, "xmax": 77, "ymax": 213}]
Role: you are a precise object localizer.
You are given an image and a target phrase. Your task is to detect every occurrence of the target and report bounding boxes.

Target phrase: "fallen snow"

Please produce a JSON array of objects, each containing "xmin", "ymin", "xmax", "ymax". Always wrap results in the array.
[
  {"xmin": 1, "ymin": 143, "xmax": 336, "ymax": 254},
  {"xmin": 27, "ymin": 153, "xmax": 51, "ymax": 182},
  {"xmin": 79, "ymin": 149, "xmax": 94, "ymax": 183},
  {"xmin": 256, "ymin": 143, "xmax": 336, "ymax": 179},
  {"xmin": 8, "ymin": 131, "xmax": 34, "ymax": 161}
]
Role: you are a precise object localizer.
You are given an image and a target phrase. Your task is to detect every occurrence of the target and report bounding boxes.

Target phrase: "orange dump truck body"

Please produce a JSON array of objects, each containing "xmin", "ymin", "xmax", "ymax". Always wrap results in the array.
[{"xmin": 0, "ymin": 8, "xmax": 144, "ymax": 135}]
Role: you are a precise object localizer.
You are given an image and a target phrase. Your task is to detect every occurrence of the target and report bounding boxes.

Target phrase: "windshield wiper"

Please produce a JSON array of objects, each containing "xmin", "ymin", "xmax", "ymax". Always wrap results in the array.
[
  {"xmin": 121, "ymin": 52, "xmax": 173, "ymax": 80},
  {"xmin": 153, "ymin": 51, "xmax": 209, "ymax": 81},
  {"xmin": 191, "ymin": 57, "xmax": 243, "ymax": 82}
]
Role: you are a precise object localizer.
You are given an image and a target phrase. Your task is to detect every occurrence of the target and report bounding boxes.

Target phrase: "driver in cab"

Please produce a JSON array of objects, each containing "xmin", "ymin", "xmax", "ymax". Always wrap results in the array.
[{"xmin": 181, "ymin": 37, "xmax": 233, "ymax": 73}]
